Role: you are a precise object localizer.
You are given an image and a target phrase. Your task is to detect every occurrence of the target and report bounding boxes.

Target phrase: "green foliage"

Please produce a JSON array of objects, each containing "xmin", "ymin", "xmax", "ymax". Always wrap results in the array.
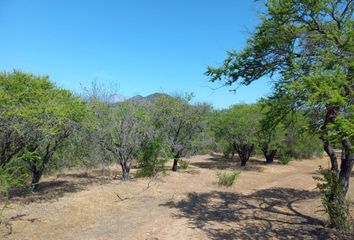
[
  {"xmin": 209, "ymin": 104, "xmax": 261, "ymax": 165},
  {"xmin": 314, "ymin": 167, "xmax": 353, "ymax": 232},
  {"xmin": 206, "ymin": 0, "xmax": 353, "ymax": 141},
  {"xmin": 206, "ymin": 0, "xmax": 353, "ymax": 148},
  {"xmin": 206, "ymin": 2, "xmax": 353, "ymax": 231},
  {"xmin": 179, "ymin": 159, "xmax": 189, "ymax": 169},
  {"xmin": 152, "ymin": 95, "xmax": 209, "ymax": 164},
  {"xmin": 282, "ymin": 112, "xmax": 323, "ymax": 159},
  {"xmin": 0, "ymin": 159, "xmax": 28, "ymax": 220},
  {"xmin": 216, "ymin": 171, "xmax": 241, "ymax": 186},
  {"xmin": 190, "ymin": 130, "xmax": 215, "ymax": 155},
  {"xmin": 285, "ymin": 133, "xmax": 323, "ymax": 159},
  {"xmin": 222, "ymin": 142, "xmax": 234, "ymax": 159},
  {"xmin": 136, "ymin": 138, "xmax": 169, "ymax": 177},
  {"xmin": 277, "ymin": 152, "xmax": 291, "ymax": 165},
  {"xmin": 104, "ymin": 102, "xmax": 150, "ymax": 179},
  {"xmin": 223, "ymin": 104, "xmax": 261, "ymax": 144},
  {"xmin": 0, "ymin": 70, "xmax": 88, "ymax": 187}
]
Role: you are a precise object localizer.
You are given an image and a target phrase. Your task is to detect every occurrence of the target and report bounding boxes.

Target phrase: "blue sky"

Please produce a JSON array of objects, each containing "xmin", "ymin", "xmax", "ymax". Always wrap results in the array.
[{"xmin": 0, "ymin": 0, "xmax": 273, "ymax": 109}]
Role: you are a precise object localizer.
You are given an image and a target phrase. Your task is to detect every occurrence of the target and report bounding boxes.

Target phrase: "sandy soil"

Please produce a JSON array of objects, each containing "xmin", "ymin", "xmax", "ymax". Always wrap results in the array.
[{"xmin": 1, "ymin": 154, "xmax": 353, "ymax": 240}]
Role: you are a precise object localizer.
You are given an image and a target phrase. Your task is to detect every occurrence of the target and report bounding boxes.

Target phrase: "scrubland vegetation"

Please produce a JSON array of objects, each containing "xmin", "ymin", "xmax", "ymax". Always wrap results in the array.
[
  {"xmin": 0, "ymin": 0, "xmax": 353, "ymax": 238},
  {"xmin": 217, "ymin": 171, "xmax": 241, "ymax": 186},
  {"xmin": 0, "ymin": 71, "xmax": 325, "ymax": 199}
]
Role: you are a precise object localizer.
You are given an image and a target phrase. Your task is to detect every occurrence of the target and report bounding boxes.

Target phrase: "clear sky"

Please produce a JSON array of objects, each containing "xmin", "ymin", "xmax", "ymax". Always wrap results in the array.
[{"xmin": 0, "ymin": 0, "xmax": 273, "ymax": 109}]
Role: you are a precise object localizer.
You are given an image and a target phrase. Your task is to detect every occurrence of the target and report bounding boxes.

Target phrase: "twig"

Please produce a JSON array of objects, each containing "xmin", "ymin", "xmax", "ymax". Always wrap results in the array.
[
  {"xmin": 114, "ymin": 176, "xmax": 157, "ymax": 202},
  {"xmin": 115, "ymin": 193, "xmax": 128, "ymax": 201}
]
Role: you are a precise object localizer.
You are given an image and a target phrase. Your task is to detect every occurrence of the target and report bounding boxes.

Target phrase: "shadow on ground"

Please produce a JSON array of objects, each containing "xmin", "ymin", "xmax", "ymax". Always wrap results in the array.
[
  {"xmin": 9, "ymin": 171, "xmax": 114, "ymax": 204},
  {"xmin": 191, "ymin": 156, "xmax": 268, "ymax": 172},
  {"xmin": 161, "ymin": 187, "xmax": 349, "ymax": 240},
  {"xmin": 0, "ymin": 213, "xmax": 40, "ymax": 238}
]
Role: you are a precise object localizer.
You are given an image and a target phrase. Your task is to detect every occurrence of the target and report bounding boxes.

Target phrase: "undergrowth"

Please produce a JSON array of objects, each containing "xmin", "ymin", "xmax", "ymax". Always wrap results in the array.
[
  {"xmin": 217, "ymin": 171, "xmax": 241, "ymax": 186},
  {"xmin": 313, "ymin": 166, "xmax": 353, "ymax": 233}
]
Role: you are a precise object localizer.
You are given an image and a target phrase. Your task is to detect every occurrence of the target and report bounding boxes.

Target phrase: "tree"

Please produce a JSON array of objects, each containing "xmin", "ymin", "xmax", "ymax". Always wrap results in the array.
[
  {"xmin": 102, "ymin": 102, "xmax": 147, "ymax": 180},
  {"xmin": 152, "ymin": 94, "xmax": 209, "ymax": 171},
  {"xmin": 28, "ymin": 89, "xmax": 87, "ymax": 188},
  {"xmin": 259, "ymin": 100, "xmax": 322, "ymax": 163},
  {"xmin": 0, "ymin": 71, "xmax": 46, "ymax": 169},
  {"xmin": 0, "ymin": 71, "xmax": 88, "ymax": 190},
  {"xmin": 210, "ymin": 104, "xmax": 261, "ymax": 166},
  {"xmin": 257, "ymin": 120, "xmax": 284, "ymax": 164},
  {"xmin": 206, "ymin": 0, "xmax": 353, "ymax": 229}
]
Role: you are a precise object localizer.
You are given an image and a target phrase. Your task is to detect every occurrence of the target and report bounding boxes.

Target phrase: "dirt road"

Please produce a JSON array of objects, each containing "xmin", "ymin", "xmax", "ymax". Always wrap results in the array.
[{"xmin": 1, "ymin": 154, "xmax": 353, "ymax": 239}]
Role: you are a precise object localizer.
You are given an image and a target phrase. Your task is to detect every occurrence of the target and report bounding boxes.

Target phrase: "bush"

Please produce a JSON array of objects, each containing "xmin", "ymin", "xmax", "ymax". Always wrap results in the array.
[
  {"xmin": 217, "ymin": 171, "xmax": 241, "ymax": 186},
  {"xmin": 314, "ymin": 167, "xmax": 353, "ymax": 232},
  {"xmin": 277, "ymin": 152, "xmax": 291, "ymax": 165},
  {"xmin": 179, "ymin": 159, "xmax": 189, "ymax": 169},
  {"xmin": 136, "ymin": 138, "xmax": 168, "ymax": 177}
]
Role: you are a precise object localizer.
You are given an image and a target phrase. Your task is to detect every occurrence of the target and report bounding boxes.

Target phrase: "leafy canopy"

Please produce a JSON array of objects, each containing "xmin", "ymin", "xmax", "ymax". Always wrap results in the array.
[{"xmin": 206, "ymin": 0, "xmax": 353, "ymax": 144}]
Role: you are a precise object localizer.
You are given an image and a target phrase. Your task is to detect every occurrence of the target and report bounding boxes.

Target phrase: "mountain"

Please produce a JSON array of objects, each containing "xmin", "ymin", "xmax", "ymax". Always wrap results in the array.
[
  {"xmin": 126, "ymin": 93, "xmax": 171, "ymax": 104},
  {"xmin": 106, "ymin": 94, "xmax": 127, "ymax": 104}
]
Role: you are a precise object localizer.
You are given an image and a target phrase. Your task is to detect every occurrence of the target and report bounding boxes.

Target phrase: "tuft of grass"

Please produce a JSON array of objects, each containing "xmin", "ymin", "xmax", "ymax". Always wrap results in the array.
[
  {"xmin": 217, "ymin": 171, "xmax": 241, "ymax": 186},
  {"xmin": 179, "ymin": 159, "xmax": 189, "ymax": 169}
]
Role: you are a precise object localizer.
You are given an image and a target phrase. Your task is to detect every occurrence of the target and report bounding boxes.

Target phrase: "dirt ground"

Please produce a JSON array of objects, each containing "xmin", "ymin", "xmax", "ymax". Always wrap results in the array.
[{"xmin": 1, "ymin": 154, "xmax": 353, "ymax": 240}]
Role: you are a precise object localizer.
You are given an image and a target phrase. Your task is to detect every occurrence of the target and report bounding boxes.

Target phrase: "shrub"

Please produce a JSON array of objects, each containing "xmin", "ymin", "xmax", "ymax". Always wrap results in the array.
[
  {"xmin": 217, "ymin": 171, "xmax": 241, "ymax": 186},
  {"xmin": 179, "ymin": 159, "xmax": 189, "ymax": 169},
  {"xmin": 277, "ymin": 152, "xmax": 291, "ymax": 165},
  {"xmin": 314, "ymin": 167, "xmax": 353, "ymax": 232},
  {"xmin": 136, "ymin": 138, "xmax": 168, "ymax": 177}
]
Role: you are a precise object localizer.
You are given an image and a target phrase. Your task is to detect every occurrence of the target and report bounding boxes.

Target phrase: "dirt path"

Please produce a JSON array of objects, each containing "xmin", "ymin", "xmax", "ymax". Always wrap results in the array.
[{"xmin": 1, "ymin": 154, "xmax": 353, "ymax": 239}]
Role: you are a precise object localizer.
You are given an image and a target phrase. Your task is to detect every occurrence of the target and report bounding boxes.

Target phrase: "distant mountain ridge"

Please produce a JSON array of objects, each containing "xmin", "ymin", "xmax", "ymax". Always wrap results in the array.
[{"xmin": 126, "ymin": 93, "xmax": 172, "ymax": 104}]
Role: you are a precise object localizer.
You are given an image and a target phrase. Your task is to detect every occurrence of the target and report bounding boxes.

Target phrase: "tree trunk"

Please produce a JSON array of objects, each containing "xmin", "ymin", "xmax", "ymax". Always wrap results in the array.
[
  {"xmin": 323, "ymin": 141, "xmax": 339, "ymax": 172},
  {"xmin": 29, "ymin": 142, "xmax": 58, "ymax": 190},
  {"xmin": 240, "ymin": 154, "xmax": 248, "ymax": 166},
  {"xmin": 30, "ymin": 165, "xmax": 43, "ymax": 191},
  {"xmin": 265, "ymin": 150, "xmax": 277, "ymax": 164},
  {"xmin": 120, "ymin": 161, "xmax": 130, "ymax": 180},
  {"xmin": 338, "ymin": 139, "xmax": 353, "ymax": 202},
  {"xmin": 237, "ymin": 143, "xmax": 254, "ymax": 166},
  {"xmin": 261, "ymin": 143, "xmax": 277, "ymax": 164},
  {"xmin": 172, "ymin": 157, "xmax": 179, "ymax": 171}
]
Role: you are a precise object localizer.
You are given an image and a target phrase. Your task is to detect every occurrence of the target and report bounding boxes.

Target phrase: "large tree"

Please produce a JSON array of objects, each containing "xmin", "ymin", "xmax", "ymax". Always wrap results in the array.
[
  {"xmin": 257, "ymin": 114, "xmax": 284, "ymax": 164},
  {"xmin": 207, "ymin": 0, "xmax": 353, "ymax": 228},
  {"xmin": 101, "ymin": 102, "xmax": 148, "ymax": 180},
  {"xmin": 0, "ymin": 71, "xmax": 87, "ymax": 190},
  {"xmin": 152, "ymin": 94, "xmax": 209, "ymax": 171},
  {"xmin": 210, "ymin": 104, "xmax": 261, "ymax": 166}
]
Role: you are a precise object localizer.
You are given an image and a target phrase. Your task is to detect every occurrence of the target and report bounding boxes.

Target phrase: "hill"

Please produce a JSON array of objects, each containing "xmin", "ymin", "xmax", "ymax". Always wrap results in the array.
[{"xmin": 126, "ymin": 92, "xmax": 172, "ymax": 104}]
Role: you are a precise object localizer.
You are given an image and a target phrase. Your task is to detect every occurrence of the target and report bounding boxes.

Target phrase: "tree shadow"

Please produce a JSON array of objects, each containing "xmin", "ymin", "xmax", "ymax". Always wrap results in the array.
[
  {"xmin": 9, "ymin": 172, "xmax": 112, "ymax": 204},
  {"xmin": 56, "ymin": 172, "xmax": 97, "ymax": 179},
  {"xmin": 161, "ymin": 188, "xmax": 349, "ymax": 239},
  {"xmin": 191, "ymin": 160, "xmax": 238, "ymax": 170},
  {"xmin": 0, "ymin": 213, "xmax": 40, "ymax": 238},
  {"xmin": 180, "ymin": 169, "xmax": 201, "ymax": 175},
  {"xmin": 191, "ymin": 155, "xmax": 237, "ymax": 170},
  {"xmin": 191, "ymin": 156, "xmax": 267, "ymax": 172},
  {"xmin": 239, "ymin": 165, "xmax": 265, "ymax": 172}
]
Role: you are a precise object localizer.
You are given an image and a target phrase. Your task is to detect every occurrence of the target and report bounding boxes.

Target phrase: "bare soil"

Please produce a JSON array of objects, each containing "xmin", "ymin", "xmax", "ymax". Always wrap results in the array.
[{"xmin": 1, "ymin": 154, "xmax": 353, "ymax": 240}]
